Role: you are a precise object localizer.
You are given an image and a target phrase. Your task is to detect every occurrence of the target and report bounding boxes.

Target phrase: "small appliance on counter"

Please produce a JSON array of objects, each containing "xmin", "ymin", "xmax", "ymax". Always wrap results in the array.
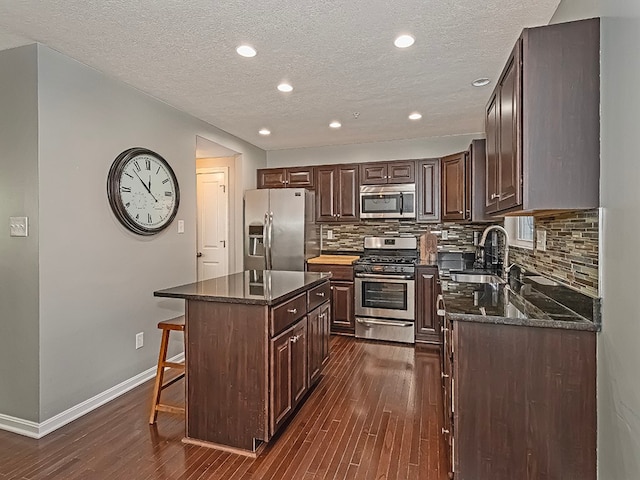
[
  {"xmin": 353, "ymin": 236, "xmax": 418, "ymax": 344},
  {"xmin": 244, "ymin": 188, "xmax": 319, "ymax": 271}
]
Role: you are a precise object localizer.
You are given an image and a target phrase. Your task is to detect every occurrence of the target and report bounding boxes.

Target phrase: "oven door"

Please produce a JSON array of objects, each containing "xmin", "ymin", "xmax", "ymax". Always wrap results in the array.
[
  {"xmin": 359, "ymin": 185, "xmax": 415, "ymax": 219},
  {"xmin": 355, "ymin": 274, "xmax": 415, "ymax": 320}
]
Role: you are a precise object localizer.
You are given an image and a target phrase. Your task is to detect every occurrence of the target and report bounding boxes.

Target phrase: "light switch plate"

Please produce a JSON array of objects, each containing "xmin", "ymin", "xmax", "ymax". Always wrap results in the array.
[
  {"xmin": 177, "ymin": 219, "xmax": 185, "ymax": 234},
  {"xmin": 9, "ymin": 216, "xmax": 28, "ymax": 237},
  {"xmin": 536, "ymin": 230, "xmax": 547, "ymax": 251}
]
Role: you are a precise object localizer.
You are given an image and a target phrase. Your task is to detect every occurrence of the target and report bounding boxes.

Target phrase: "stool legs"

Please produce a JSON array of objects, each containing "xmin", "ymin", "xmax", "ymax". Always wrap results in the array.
[{"xmin": 149, "ymin": 327, "xmax": 185, "ymax": 424}]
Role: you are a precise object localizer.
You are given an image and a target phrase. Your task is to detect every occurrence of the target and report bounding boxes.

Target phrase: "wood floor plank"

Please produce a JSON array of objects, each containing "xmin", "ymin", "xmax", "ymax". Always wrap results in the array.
[{"xmin": 0, "ymin": 336, "xmax": 447, "ymax": 480}]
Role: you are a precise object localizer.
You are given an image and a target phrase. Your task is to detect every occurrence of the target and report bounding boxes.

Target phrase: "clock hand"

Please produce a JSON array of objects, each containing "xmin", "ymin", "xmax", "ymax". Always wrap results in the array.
[{"xmin": 134, "ymin": 170, "xmax": 158, "ymax": 202}]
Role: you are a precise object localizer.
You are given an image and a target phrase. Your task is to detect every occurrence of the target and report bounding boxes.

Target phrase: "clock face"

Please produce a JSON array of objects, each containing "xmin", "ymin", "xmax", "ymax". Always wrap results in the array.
[{"xmin": 107, "ymin": 148, "xmax": 180, "ymax": 235}]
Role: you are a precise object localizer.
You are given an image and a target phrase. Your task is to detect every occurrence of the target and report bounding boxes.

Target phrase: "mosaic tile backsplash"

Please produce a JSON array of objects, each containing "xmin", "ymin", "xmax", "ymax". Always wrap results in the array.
[
  {"xmin": 320, "ymin": 221, "xmax": 490, "ymax": 253},
  {"xmin": 509, "ymin": 210, "xmax": 599, "ymax": 298}
]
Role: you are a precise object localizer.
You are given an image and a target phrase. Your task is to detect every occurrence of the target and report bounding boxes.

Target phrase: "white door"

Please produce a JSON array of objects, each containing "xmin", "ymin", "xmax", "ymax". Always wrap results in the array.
[{"xmin": 196, "ymin": 169, "xmax": 229, "ymax": 281}]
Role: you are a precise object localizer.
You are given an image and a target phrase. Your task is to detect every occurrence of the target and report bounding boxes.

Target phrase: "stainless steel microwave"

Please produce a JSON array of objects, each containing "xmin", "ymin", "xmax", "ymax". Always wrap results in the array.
[{"xmin": 359, "ymin": 184, "xmax": 416, "ymax": 219}]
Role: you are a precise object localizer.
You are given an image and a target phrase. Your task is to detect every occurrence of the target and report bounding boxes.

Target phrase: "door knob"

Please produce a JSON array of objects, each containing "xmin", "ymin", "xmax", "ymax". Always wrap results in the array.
[{"xmin": 196, "ymin": 252, "xmax": 203, "ymax": 258}]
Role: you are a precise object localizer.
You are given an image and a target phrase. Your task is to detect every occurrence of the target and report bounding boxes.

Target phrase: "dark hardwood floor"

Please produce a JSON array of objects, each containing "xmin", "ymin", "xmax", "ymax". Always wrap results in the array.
[{"xmin": 0, "ymin": 336, "xmax": 448, "ymax": 480}]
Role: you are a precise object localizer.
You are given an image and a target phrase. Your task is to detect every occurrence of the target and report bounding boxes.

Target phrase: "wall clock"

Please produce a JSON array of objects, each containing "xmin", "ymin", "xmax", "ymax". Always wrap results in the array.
[{"xmin": 107, "ymin": 147, "xmax": 180, "ymax": 236}]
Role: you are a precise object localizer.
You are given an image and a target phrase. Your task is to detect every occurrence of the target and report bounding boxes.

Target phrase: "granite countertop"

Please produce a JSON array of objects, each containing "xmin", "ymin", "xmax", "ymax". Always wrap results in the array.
[
  {"xmin": 307, "ymin": 254, "xmax": 360, "ymax": 265},
  {"xmin": 441, "ymin": 270, "xmax": 601, "ymax": 332},
  {"xmin": 154, "ymin": 270, "xmax": 331, "ymax": 306}
]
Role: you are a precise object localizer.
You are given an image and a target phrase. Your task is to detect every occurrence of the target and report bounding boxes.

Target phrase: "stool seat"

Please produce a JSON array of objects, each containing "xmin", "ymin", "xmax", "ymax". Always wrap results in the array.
[{"xmin": 149, "ymin": 315, "xmax": 186, "ymax": 424}]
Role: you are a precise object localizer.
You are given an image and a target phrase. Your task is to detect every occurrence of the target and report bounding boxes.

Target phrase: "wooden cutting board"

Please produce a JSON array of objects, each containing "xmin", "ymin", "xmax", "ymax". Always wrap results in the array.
[{"xmin": 420, "ymin": 233, "xmax": 438, "ymax": 263}]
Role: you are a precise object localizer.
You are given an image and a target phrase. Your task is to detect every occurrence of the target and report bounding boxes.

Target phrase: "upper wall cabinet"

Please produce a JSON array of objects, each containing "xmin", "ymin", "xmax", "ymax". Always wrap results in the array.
[
  {"xmin": 360, "ymin": 160, "xmax": 415, "ymax": 185},
  {"xmin": 485, "ymin": 18, "xmax": 600, "ymax": 216},
  {"xmin": 316, "ymin": 164, "xmax": 359, "ymax": 222},
  {"xmin": 258, "ymin": 167, "xmax": 315, "ymax": 189},
  {"xmin": 416, "ymin": 158, "xmax": 440, "ymax": 222}
]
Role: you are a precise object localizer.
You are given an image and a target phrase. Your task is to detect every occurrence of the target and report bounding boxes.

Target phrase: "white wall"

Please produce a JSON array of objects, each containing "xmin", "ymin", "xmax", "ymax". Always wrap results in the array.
[
  {"xmin": 0, "ymin": 45, "xmax": 40, "ymax": 422},
  {"xmin": 266, "ymin": 133, "xmax": 481, "ymax": 167},
  {"xmin": 29, "ymin": 45, "xmax": 265, "ymax": 421},
  {"xmin": 551, "ymin": 1, "xmax": 640, "ymax": 478}
]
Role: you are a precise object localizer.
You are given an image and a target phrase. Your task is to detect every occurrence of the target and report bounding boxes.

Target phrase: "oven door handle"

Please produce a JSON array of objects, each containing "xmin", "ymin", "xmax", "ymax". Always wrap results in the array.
[
  {"xmin": 399, "ymin": 192, "xmax": 404, "ymax": 215},
  {"xmin": 357, "ymin": 318, "xmax": 414, "ymax": 328},
  {"xmin": 356, "ymin": 273, "xmax": 413, "ymax": 280}
]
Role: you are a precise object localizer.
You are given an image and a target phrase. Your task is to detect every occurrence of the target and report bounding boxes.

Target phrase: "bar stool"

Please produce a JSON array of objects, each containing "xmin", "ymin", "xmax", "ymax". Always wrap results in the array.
[{"xmin": 149, "ymin": 316, "xmax": 186, "ymax": 424}]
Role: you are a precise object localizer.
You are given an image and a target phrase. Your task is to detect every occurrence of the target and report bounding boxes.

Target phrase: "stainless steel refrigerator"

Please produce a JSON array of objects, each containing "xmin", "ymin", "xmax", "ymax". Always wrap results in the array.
[{"xmin": 244, "ymin": 188, "xmax": 319, "ymax": 271}]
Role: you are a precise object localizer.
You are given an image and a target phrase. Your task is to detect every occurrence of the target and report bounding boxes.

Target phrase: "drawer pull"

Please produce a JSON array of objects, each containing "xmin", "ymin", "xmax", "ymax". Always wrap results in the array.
[
  {"xmin": 315, "ymin": 292, "xmax": 325, "ymax": 297},
  {"xmin": 287, "ymin": 308, "xmax": 298, "ymax": 314},
  {"xmin": 442, "ymin": 373, "xmax": 450, "ymax": 379},
  {"xmin": 442, "ymin": 428, "xmax": 450, "ymax": 435}
]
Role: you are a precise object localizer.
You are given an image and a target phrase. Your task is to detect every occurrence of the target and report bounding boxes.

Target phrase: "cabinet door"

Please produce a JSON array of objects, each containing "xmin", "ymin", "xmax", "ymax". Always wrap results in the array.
[
  {"xmin": 307, "ymin": 308, "xmax": 322, "ymax": 385},
  {"xmin": 387, "ymin": 160, "xmax": 415, "ymax": 184},
  {"xmin": 270, "ymin": 327, "xmax": 293, "ymax": 432},
  {"xmin": 336, "ymin": 165, "xmax": 359, "ymax": 221},
  {"xmin": 288, "ymin": 167, "xmax": 315, "ymax": 189},
  {"xmin": 417, "ymin": 159, "xmax": 440, "ymax": 222},
  {"xmin": 360, "ymin": 163, "xmax": 388, "ymax": 185},
  {"xmin": 485, "ymin": 94, "xmax": 499, "ymax": 214},
  {"xmin": 497, "ymin": 41, "xmax": 522, "ymax": 212},
  {"xmin": 291, "ymin": 319, "xmax": 308, "ymax": 406},
  {"xmin": 441, "ymin": 152, "xmax": 467, "ymax": 221},
  {"xmin": 415, "ymin": 267, "xmax": 440, "ymax": 344},
  {"xmin": 320, "ymin": 302, "xmax": 331, "ymax": 364},
  {"xmin": 330, "ymin": 281, "xmax": 355, "ymax": 334},
  {"xmin": 316, "ymin": 166, "xmax": 336, "ymax": 221},
  {"xmin": 258, "ymin": 168, "xmax": 287, "ymax": 189}
]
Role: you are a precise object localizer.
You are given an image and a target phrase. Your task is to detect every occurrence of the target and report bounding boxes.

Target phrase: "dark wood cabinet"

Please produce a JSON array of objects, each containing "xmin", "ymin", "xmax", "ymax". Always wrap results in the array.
[
  {"xmin": 416, "ymin": 158, "xmax": 440, "ymax": 222},
  {"xmin": 415, "ymin": 266, "xmax": 440, "ymax": 344},
  {"xmin": 330, "ymin": 281, "xmax": 355, "ymax": 333},
  {"xmin": 270, "ymin": 326, "xmax": 294, "ymax": 432},
  {"xmin": 316, "ymin": 164, "xmax": 359, "ymax": 222},
  {"xmin": 290, "ymin": 319, "xmax": 308, "ymax": 406},
  {"xmin": 308, "ymin": 301, "xmax": 330, "ymax": 385},
  {"xmin": 444, "ymin": 320, "xmax": 596, "ymax": 480},
  {"xmin": 258, "ymin": 167, "xmax": 315, "ymax": 189},
  {"xmin": 307, "ymin": 264, "xmax": 355, "ymax": 335},
  {"xmin": 484, "ymin": 18, "xmax": 600, "ymax": 215},
  {"xmin": 360, "ymin": 160, "xmax": 415, "ymax": 185},
  {"xmin": 441, "ymin": 152, "xmax": 467, "ymax": 221}
]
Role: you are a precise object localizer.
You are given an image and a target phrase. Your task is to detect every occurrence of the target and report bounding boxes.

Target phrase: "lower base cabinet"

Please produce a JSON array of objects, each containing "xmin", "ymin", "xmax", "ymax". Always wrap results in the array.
[
  {"xmin": 308, "ymin": 301, "xmax": 331, "ymax": 385},
  {"xmin": 444, "ymin": 320, "xmax": 596, "ymax": 480},
  {"xmin": 415, "ymin": 266, "xmax": 440, "ymax": 344},
  {"xmin": 307, "ymin": 263, "xmax": 355, "ymax": 335}
]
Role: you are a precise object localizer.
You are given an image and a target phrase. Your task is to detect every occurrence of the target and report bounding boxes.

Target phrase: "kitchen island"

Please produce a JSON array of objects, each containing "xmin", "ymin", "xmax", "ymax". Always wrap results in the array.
[{"xmin": 154, "ymin": 270, "xmax": 331, "ymax": 456}]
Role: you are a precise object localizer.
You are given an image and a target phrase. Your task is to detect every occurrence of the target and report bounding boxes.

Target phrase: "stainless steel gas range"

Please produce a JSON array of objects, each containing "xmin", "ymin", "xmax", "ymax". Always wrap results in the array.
[{"xmin": 354, "ymin": 236, "xmax": 417, "ymax": 344}]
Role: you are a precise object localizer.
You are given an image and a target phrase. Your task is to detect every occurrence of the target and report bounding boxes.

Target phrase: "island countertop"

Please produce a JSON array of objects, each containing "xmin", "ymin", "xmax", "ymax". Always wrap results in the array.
[{"xmin": 154, "ymin": 269, "xmax": 331, "ymax": 305}]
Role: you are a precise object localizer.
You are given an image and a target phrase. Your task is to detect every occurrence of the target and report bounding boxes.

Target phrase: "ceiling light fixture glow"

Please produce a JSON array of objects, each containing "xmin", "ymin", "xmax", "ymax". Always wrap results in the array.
[
  {"xmin": 236, "ymin": 45, "xmax": 257, "ymax": 57},
  {"xmin": 258, "ymin": 128, "xmax": 271, "ymax": 135},
  {"xmin": 329, "ymin": 121, "xmax": 342, "ymax": 129},
  {"xmin": 472, "ymin": 77, "xmax": 491, "ymax": 87},
  {"xmin": 394, "ymin": 34, "xmax": 415, "ymax": 49},
  {"xmin": 277, "ymin": 83, "xmax": 293, "ymax": 92},
  {"xmin": 409, "ymin": 112, "xmax": 422, "ymax": 120}
]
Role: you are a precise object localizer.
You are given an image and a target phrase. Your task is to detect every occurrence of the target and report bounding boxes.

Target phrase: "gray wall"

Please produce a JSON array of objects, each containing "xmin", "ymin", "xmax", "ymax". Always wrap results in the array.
[
  {"xmin": 552, "ymin": 1, "xmax": 640, "ymax": 478},
  {"xmin": 266, "ymin": 133, "xmax": 481, "ymax": 167},
  {"xmin": 0, "ymin": 44, "xmax": 266, "ymax": 423},
  {"xmin": 0, "ymin": 45, "xmax": 40, "ymax": 422}
]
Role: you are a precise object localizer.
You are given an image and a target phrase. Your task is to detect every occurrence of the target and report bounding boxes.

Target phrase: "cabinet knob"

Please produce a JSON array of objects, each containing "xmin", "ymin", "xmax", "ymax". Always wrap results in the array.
[
  {"xmin": 336, "ymin": 214, "xmax": 340, "ymax": 217},
  {"xmin": 491, "ymin": 193, "xmax": 501, "ymax": 200},
  {"xmin": 442, "ymin": 373, "xmax": 450, "ymax": 379},
  {"xmin": 458, "ymin": 210, "xmax": 463, "ymax": 214},
  {"xmin": 287, "ymin": 308, "xmax": 297, "ymax": 314},
  {"xmin": 442, "ymin": 428, "xmax": 450, "ymax": 435}
]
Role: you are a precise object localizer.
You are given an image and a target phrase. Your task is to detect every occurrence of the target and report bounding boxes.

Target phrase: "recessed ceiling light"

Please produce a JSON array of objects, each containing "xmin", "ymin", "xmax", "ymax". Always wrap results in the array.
[
  {"xmin": 258, "ymin": 128, "xmax": 271, "ymax": 135},
  {"xmin": 409, "ymin": 112, "xmax": 422, "ymax": 120},
  {"xmin": 236, "ymin": 45, "xmax": 257, "ymax": 58},
  {"xmin": 394, "ymin": 34, "xmax": 415, "ymax": 49},
  {"xmin": 277, "ymin": 83, "xmax": 293, "ymax": 93},
  {"xmin": 472, "ymin": 78, "xmax": 491, "ymax": 87},
  {"xmin": 329, "ymin": 121, "xmax": 342, "ymax": 129}
]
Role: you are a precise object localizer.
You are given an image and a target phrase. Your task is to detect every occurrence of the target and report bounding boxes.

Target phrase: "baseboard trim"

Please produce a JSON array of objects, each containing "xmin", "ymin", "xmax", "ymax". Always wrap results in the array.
[{"xmin": 0, "ymin": 352, "xmax": 184, "ymax": 439}]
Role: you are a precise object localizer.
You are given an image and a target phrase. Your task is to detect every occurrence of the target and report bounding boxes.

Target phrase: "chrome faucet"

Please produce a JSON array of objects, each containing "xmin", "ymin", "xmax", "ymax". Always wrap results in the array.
[{"xmin": 478, "ymin": 225, "xmax": 511, "ymax": 280}]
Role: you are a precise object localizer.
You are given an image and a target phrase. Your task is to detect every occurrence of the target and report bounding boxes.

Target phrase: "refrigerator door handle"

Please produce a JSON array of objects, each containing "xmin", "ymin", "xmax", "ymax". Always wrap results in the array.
[
  {"xmin": 263, "ymin": 212, "xmax": 270, "ymax": 270},
  {"xmin": 267, "ymin": 212, "xmax": 274, "ymax": 270}
]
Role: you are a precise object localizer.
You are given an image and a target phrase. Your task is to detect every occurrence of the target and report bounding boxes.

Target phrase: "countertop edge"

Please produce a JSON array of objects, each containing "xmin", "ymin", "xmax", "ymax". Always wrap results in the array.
[{"xmin": 447, "ymin": 311, "xmax": 600, "ymax": 332}]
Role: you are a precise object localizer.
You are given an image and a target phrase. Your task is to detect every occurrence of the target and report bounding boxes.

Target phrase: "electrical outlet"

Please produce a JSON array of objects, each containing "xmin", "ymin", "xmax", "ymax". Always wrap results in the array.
[
  {"xmin": 536, "ymin": 230, "xmax": 547, "ymax": 251},
  {"xmin": 135, "ymin": 332, "xmax": 144, "ymax": 349},
  {"xmin": 441, "ymin": 230, "xmax": 449, "ymax": 240},
  {"xmin": 326, "ymin": 229, "xmax": 334, "ymax": 240}
]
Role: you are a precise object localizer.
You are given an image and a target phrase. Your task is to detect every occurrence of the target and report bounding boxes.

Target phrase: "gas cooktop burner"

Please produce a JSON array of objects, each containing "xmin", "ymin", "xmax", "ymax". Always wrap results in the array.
[{"xmin": 357, "ymin": 255, "xmax": 417, "ymax": 265}]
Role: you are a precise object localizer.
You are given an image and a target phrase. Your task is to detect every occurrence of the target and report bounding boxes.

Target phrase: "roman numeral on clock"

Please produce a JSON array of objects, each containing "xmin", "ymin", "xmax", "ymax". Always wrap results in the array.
[
  {"xmin": 162, "ymin": 178, "xmax": 169, "ymax": 184},
  {"xmin": 145, "ymin": 159, "xmax": 151, "ymax": 170},
  {"xmin": 121, "ymin": 186, "xmax": 131, "ymax": 193},
  {"xmin": 148, "ymin": 213, "xmax": 152, "ymax": 223},
  {"xmin": 134, "ymin": 161, "xmax": 141, "ymax": 172}
]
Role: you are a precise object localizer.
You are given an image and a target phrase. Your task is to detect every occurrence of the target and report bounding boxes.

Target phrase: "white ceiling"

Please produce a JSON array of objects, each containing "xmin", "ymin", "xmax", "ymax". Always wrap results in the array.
[{"xmin": 0, "ymin": 0, "xmax": 560, "ymax": 151}]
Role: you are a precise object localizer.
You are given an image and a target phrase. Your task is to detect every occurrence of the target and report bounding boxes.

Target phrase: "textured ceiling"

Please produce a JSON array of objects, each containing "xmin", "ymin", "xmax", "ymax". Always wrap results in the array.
[{"xmin": 0, "ymin": 0, "xmax": 560, "ymax": 151}]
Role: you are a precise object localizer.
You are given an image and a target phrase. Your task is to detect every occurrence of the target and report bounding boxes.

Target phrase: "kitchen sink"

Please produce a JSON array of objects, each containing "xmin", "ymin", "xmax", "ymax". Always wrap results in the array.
[{"xmin": 449, "ymin": 272, "xmax": 505, "ymax": 284}]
